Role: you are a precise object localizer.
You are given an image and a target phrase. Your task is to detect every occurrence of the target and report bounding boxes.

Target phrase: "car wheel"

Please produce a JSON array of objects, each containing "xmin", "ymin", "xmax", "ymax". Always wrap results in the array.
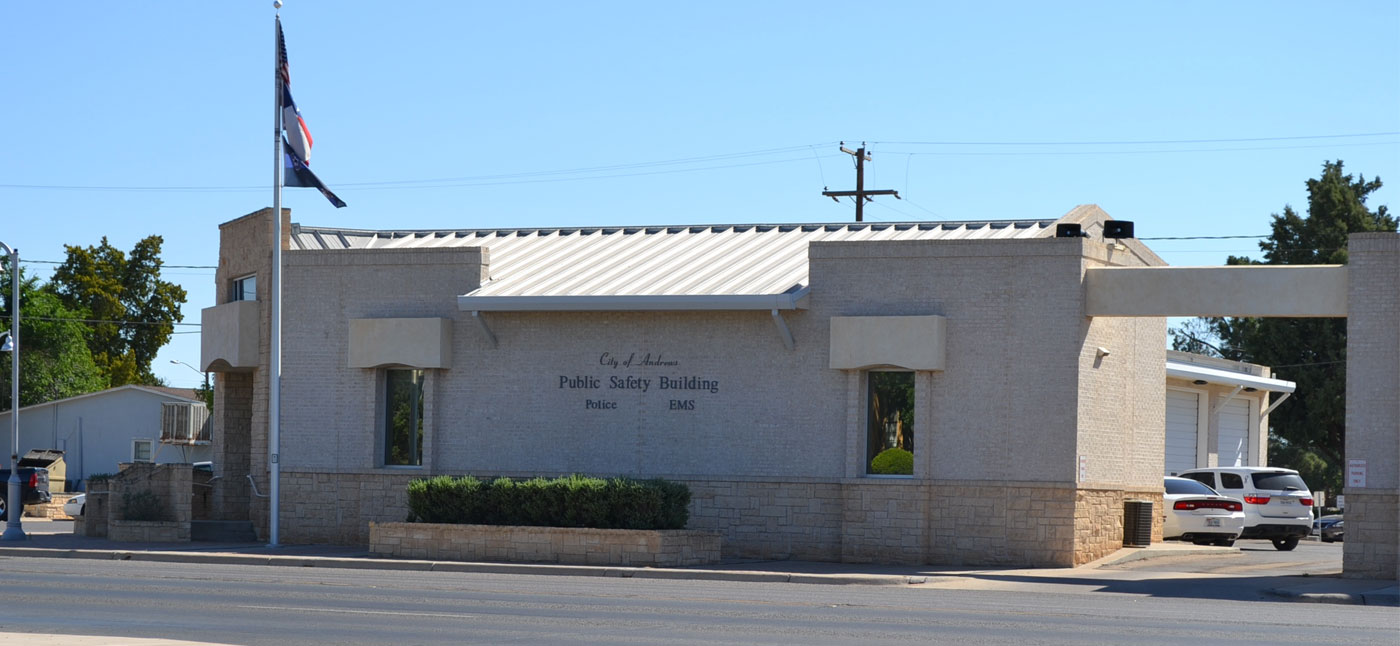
[
  {"xmin": 1271, "ymin": 537, "xmax": 1300, "ymax": 551},
  {"xmin": 1214, "ymin": 539, "xmax": 1236, "ymax": 547}
]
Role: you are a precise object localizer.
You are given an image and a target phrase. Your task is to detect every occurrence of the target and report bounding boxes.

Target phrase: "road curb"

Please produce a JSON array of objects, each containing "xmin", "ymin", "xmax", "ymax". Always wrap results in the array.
[
  {"xmin": 0, "ymin": 546, "xmax": 926, "ymax": 586},
  {"xmin": 1266, "ymin": 585, "xmax": 1400, "ymax": 607}
]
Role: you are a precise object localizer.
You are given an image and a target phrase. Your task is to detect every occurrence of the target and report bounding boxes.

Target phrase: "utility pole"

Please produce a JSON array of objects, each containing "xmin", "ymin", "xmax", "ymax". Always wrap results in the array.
[{"xmin": 821, "ymin": 142, "xmax": 900, "ymax": 222}]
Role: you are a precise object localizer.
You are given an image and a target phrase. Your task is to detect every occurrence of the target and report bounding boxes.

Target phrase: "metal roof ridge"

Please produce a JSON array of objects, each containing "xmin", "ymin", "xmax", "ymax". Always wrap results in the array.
[{"xmin": 294, "ymin": 219, "xmax": 1057, "ymax": 237}]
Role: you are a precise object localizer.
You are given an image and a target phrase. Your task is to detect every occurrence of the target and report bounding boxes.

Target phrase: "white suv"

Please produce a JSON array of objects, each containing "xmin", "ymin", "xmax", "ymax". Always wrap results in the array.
[{"xmin": 1176, "ymin": 466, "xmax": 1313, "ymax": 551}]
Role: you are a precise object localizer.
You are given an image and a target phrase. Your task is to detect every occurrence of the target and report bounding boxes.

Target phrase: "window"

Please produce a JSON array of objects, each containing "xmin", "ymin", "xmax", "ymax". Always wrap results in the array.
[
  {"xmin": 866, "ymin": 371, "xmax": 914, "ymax": 475},
  {"xmin": 231, "ymin": 274, "xmax": 256, "ymax": 302},
  {"xmin": 1219, "ymin": 473, "xmax": 1244, "ymax": 489},
  {"xmin": 1251, "ymin": 472, "xmax": 1308, "ymax": 491},
  {"xmin": 1165, "ymin": 478, "xmax": 1218, "ymax": 496},
  {"xmin": 132, "ymin": 439, "xmax": 154, "ymax": 463},
  {"xmin": 384, "ymin": 369, "xmax": 424, "ymax": 466},
  {"xmin": 1182, "ymin": 473, "xmax": 1216, "ymax": 489}
]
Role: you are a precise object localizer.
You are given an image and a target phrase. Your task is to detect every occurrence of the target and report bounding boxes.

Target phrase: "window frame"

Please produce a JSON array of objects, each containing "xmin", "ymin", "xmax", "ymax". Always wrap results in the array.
[
  {"xmin": 864, "ymin": 369, "xmax": 916, "ymax": 478},
  {"xmin": 131, "ymin": 439, "xmax": 154, "ymax": 463},
  {"xmin": 230, "ymin": 274, "xmax": 257, "ymax": 302},
  {"xmin": 381, "ymin": 368, "xmax": 425, "ymax": 468}
]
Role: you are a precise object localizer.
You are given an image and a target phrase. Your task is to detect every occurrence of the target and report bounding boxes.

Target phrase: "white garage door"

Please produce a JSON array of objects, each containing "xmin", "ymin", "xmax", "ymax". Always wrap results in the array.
[
  {"xmin": 1218, "ymin": 398, "xmax": 1250, "ymax": 467},
  {"xmin": 1165, "ymin": 390, "xmax": 1200, "ymax": 476}
]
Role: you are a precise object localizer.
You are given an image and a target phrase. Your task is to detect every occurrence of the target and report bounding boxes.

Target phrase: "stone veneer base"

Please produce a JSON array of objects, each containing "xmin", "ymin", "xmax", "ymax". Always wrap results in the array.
[
  {"xmin": 281, "ymin": 473, "xmax": 1161, "ymax": 568},
  {"xmin": 369, "ymin": 522, "xmax": 722, "ymax": 567},
  {"xmin": 108, "ymin": 520, "xmax": 189, "ymax": 543}
]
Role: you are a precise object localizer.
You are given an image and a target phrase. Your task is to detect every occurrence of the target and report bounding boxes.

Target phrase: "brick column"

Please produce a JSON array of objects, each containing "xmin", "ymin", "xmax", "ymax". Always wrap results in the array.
[{"xmin": 1344, "ymin": 232, "xmax": 1400, "ymax": 581}]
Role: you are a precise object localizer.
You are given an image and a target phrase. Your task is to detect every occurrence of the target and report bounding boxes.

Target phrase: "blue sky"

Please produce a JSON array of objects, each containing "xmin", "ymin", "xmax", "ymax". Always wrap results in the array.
[{"xmin": 2, "ymin": 1, "xmax": 1397, "ymax": 389}]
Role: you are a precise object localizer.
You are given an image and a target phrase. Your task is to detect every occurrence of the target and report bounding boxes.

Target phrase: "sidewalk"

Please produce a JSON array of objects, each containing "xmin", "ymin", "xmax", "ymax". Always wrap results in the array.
[{"xmin": 3, "ymin": 520, "xmax": 1395, "ymax": 607}]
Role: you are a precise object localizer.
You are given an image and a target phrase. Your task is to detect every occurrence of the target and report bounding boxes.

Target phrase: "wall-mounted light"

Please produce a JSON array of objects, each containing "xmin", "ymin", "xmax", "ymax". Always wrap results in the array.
[
  {"xmin": 1243, "ymin": 387, "xmax": 1258, "ymax": 393},
  {"xmin": 1193, "ymin": 379, "xmax": 1208, "ymax": 385},
  {"xmin": 1095, "ymin": 347, "xmax": 1111, "ymax": 359}
]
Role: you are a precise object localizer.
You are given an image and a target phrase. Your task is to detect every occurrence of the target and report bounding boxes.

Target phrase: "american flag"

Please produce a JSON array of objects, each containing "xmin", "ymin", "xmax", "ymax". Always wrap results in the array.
[
  {"xmin": 276, "ymin": 16, "xmax": 343, "ymax": 208},
  {"xmin": 277, "ymin": 17, "xmax": 313, "ymax": 165}
]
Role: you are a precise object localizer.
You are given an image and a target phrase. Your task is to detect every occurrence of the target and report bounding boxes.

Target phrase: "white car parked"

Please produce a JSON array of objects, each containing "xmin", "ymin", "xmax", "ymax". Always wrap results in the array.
[
  {"xmin": 1163, "ymin": 477, "xmax": 1244, "ymax": 546},
  {"xmin": 63, "ymin": 493, "xmax": 86, "ymax": 517},
  {"xmin": 1177, "ymin": 466, "xmax": 1313, "ymax": 551}
]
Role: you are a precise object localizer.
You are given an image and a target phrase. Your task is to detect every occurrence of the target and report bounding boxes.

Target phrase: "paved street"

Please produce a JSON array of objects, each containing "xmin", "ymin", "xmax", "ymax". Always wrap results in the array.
[{"xmin": 0, "ymin": 550, "xmax": 1395, "ymax": 646}]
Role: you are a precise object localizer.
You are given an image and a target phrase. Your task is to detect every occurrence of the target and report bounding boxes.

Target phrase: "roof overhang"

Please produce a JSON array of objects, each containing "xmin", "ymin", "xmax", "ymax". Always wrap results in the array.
[
  {"xmin": 457, "ymin": 287, "xmax": 811, "ymax": 312},
  {"xmin": 1166, "ymin": 360, "xmax": 1296, "ymax": 393}
]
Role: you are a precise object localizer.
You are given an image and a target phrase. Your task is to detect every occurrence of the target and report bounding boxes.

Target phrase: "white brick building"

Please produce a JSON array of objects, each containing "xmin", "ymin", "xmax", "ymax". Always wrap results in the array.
[{"xmin": 199, "ymin": 206, "xmax": 1398, "ymax": 573}]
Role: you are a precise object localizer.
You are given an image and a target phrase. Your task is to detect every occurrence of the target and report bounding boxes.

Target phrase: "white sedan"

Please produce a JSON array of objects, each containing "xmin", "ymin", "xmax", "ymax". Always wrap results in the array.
[
  {"xmin": 1164, "ymin": 476, "xmax": 1244, "ymax": 547},
  {"xmin": 63, "ymin": 493, "xmax": 86, "ymax": 517}
]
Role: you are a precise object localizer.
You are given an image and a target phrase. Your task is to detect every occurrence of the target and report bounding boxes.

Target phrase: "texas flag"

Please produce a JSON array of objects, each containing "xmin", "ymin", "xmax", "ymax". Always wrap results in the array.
[{"xmin": 277, "ymin": 16, "xmax": 344, "ymax": 208}]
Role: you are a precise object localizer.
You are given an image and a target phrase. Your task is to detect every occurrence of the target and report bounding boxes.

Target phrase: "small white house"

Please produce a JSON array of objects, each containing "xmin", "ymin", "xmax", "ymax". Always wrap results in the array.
[{"xmin": 0, "ymin": 385, "xmax": 211, "ymax": 489}]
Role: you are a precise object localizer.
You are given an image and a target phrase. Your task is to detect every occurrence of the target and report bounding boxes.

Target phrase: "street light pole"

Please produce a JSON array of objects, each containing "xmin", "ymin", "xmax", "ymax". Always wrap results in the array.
[
  {"xmin": 1, "ymin": 241, "xmax": 24, "ymax": 541},
  {"xmin": 170, "ymin": 359, "xmax": 209, "ymax": 393}
]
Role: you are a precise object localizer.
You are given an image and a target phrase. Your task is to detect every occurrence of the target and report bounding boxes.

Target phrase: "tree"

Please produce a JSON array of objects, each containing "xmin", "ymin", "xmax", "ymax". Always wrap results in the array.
[
  {"xmin": 1171, "ymin": 161, "xmax": 1396, "ymax": 494},
  {"xmin": 46, "ymin": 236, "xmax": 187, "ymax": 386},
  {"xmin": 1, "ymin": 271, "xmax": 106, "ymax": 410}
]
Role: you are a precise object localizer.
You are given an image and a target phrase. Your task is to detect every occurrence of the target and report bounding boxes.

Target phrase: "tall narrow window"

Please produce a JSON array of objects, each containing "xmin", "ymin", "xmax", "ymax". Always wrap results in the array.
[
  {"xmin": 866, "ymin": 371, "xmax": 914, "ymax": 475},
  {"xmin": 231, "ymin": 274, "xmax": 256, "ymax": 302},
  {"xmin": 384, "ymin": 369, "xmax": 424, "ymax": 466}
]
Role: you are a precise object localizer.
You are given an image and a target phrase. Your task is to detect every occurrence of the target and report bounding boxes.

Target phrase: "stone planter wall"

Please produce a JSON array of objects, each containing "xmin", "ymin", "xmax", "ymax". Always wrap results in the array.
[
  {"xmin": 370, "ymin": 522, "xmax": 722, "ymax": 567},
  {"xmin": 109, "ymin": 519, "xmax": 189, "ymax": 542}
]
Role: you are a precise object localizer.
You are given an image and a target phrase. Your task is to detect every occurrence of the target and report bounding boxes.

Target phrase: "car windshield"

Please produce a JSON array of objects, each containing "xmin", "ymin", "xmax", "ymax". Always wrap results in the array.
[
  {"xmin": 1251, "ymin": 472, "xmax": 1309, "ymax": 491},
  {"xmin": 1165, "ymin": 478, "xmax": 1218, "ymax": 496}
]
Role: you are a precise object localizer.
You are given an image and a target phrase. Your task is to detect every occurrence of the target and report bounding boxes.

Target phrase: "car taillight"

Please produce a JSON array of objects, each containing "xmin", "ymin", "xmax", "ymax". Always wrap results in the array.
[
  {"xmin": 1299, "ymin": 498, "xmax": 1313, "ymax": 506},
  {"xmin": 1244, "ymin": 495, "xmax": 1270, "ymax": 504},
  {"xmin": 1174, "ymin": 500, "xmax": 1241, "ymax": 511},
  {"xmin": 28, "ymin": 473, "xmax": 36, "ymax": 488}
]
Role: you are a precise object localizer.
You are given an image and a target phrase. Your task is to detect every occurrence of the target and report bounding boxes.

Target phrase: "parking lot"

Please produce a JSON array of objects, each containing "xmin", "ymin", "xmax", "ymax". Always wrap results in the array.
[{"xmin": 1105, "ymin": 538, "xmax": 1343, "ymax": 576}]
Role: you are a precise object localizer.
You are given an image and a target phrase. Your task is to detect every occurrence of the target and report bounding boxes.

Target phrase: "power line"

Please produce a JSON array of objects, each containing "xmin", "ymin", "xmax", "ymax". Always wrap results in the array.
[
  {"xmin": 20, "ymin": 259, "xmax": 217, "ymax": 269},
  {"xmin": 3, "ymin": 132, "xmax": 1393, "ymax": 193},
  {"xmin": 1140, "ymin": 235, "xmax": 1267, "ymax": 240},
  {"xmin": 874, "ymin": 131, "xmax": 1399, "ymax": 146},
  {"xmin": 880, "ymin": 141, "xmax": 1397, "ymax": 157},
  {"xmin": 0, "ymin": 314, "xmax": 197, "ymax": 327}
]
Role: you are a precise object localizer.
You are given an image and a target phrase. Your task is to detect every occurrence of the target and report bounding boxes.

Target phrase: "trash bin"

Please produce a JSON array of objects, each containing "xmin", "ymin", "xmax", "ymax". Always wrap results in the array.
[
  {"xmin": 1123, "ymin": 500, "xmax": 1153, "ymax": 547},
  {"xmin": 19, "ymin": 449, "xmax": 66, "ymax": 493}
]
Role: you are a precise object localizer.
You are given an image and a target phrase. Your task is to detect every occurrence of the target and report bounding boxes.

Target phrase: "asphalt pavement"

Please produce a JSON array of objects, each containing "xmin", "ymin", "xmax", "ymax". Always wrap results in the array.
[{"xmin": 1, "ymin": 518, "xmax": 1394, "ymax": 615}]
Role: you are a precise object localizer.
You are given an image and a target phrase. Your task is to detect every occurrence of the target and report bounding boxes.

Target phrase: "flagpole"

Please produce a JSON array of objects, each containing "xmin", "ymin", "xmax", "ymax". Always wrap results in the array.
[{"xmin": 269, "ymin": 2, "xmax": 285, "ymax": 547}]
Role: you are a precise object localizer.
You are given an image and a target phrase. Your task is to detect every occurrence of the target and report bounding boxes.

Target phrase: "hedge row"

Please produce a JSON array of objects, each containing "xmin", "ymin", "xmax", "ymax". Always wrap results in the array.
[{"xmin": 406, "ymin": 474, "xmax": 691, "ymax": 530}]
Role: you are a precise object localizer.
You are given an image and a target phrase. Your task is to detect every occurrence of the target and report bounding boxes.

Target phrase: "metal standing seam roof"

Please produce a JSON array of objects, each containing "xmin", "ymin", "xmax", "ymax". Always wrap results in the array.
[{"xmin": 291, "ymin": 220, "xmax": 1055, "ymax": 311}]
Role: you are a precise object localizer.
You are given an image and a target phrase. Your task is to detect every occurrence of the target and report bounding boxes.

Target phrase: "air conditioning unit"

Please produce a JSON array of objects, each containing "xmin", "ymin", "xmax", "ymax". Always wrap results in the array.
[{"xmin": 161, "ymin": 402, "xmax": 211, "ymax": 444}]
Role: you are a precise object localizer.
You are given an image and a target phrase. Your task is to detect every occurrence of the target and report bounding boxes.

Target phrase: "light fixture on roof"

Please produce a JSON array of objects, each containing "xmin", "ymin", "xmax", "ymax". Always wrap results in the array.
[{"xmin": 1103, "ymin": 221, "xmax": 1135, "ymax": 239}]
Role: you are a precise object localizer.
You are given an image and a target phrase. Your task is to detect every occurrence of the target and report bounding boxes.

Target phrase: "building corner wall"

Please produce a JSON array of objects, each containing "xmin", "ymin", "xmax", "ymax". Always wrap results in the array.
[
  {"xmin": 1344, "ymin": 232, "xmax": 1400, "ymax": 581},
  {"xmin": 1074, "ymin": 242, "xmax": 1168, "ymax": 564},
  {"xmin": 208, "ymin": 208, "xmax": 284, "ymax": 533}
]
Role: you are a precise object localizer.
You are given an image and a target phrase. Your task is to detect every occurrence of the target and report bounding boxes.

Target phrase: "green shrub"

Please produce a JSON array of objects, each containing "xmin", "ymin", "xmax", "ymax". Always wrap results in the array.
[
  {"xmin": 870, "ymin": 448, "xmax": 913, "ymax": 475},
  {"xmin": 405, "ymin": 474, "xmax": 690, "ymax": 530},
  {"xmin": 121, "ymin": 490, "xmax": 166, "ymax": 521}
]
